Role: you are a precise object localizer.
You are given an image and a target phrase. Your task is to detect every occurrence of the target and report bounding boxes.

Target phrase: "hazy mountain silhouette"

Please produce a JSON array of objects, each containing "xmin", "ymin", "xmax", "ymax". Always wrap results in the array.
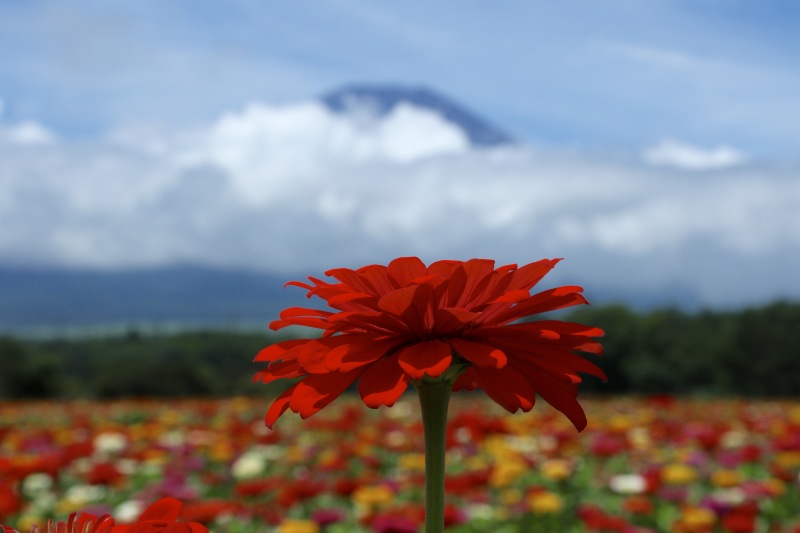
[
  {"xmin": 0, "ymin": 265, "xmax": 702, "ymax": 333},
  {"xmin": 321, "ymin": 84, "xmax": 514, "ymax": 147}
]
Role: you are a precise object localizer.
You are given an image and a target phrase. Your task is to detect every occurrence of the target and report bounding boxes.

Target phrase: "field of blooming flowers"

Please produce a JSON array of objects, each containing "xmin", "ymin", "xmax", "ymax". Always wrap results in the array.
[{"xmin": 1, "ymin": 395, "xmax": 799, "ymax": 532}]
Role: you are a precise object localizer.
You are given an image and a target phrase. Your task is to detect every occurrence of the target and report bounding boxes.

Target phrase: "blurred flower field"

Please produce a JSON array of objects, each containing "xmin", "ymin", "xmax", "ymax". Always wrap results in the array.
[{"xmin": 1, "ymin": 395, "xmax": 799, "ymax": 532}]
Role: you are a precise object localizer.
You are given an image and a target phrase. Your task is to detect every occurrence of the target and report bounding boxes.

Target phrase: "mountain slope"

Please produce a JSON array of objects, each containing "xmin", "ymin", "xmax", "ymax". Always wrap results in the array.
[
  {"xmin": 0, "ymin": 265, "xmax": 293, "ymax": 331},
  {"xmin": 0, "ymin": 265, "xmax": 702, "ymax": 333},
  {"xmin": 321, "ymin": 84, "xmax": 513, "ymax": 147}
]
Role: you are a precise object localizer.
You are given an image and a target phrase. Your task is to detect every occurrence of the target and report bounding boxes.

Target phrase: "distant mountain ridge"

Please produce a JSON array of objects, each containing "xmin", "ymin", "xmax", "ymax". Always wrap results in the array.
[
  {"xmin": 0, "ymin": 265, "xmax": 293, "ymax": 333},
  {"xmin": 0, "ymin": 265, "xmax": 702, "ymax": 334},
  {"xmin": 321, "ymin": 84, "xmax": 514, "ymax": 147}
]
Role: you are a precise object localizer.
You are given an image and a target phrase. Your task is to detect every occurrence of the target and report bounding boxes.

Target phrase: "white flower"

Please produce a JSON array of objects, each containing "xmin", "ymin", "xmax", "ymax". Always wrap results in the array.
[
  {"xmin": 22, "ymin": 473, "xmax": 53, "ymax": 495},
  {"xmin": 157, "ymin": 430, "xmax": 186, "ymax": 448},
  {"xmin": 93, "ymin": 432, "xmax": 128, "ymax": 456},
  {"xmin": 609, "ymin": 473, "xmax": 647, "ymax": 494},
  {"xmin": 114, "ymin": 500, "xmax": 146, "ymax": 524},
  {"xmin": 63, "ymin": 484, "xmax": 107, "ymax": 505},
  {"xmin": 710, "ymin": 488, "xmax": 746, "ymax": 506},
  {"xmin": 115, "ymin": 458, "xmax": 139, "ymax": 475},
  {"xmin": 231, "ymin": 451, "xmax": 266, "ymax": 480}
]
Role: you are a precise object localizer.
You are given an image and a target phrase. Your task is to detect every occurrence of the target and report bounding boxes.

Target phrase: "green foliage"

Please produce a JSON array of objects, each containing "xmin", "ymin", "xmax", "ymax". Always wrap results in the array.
[
  {"xmin": 568, "ymin": 300, "xmax": 800, "ymax": 397},
  {"xmin": 0, "ymin": 330, "xmax": 292, "ymax": 399},
  {"xmin": 0, "ymin": 337, "xmax": 59, "ymax": 398},
  {"xmin": 1, "ymin": 300, "xmax": 798, "ymax": 399}
]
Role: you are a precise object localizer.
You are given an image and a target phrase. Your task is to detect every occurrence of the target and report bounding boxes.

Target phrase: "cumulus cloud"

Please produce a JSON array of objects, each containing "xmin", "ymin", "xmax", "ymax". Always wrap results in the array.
[
  {"xmin": 2, "ymin": 100, "xmax": 799, "ymax": 307},
  {"xmin": 113, "ymin": 100, "xmax": 470, "ymax": 206},
  {"xmin": 642, "ymin": 138, "xmax": 747, "ymax": 170}
]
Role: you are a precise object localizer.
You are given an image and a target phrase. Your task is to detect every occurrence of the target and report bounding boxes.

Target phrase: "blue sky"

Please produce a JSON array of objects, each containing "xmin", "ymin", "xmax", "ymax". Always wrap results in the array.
[
  {"xmin": 1, "ymin": 1, "xmax": 799, "ymax": 308},
  {"xmin": 2, "ymin": 1, "xmax": 800, "ymax": 156}
]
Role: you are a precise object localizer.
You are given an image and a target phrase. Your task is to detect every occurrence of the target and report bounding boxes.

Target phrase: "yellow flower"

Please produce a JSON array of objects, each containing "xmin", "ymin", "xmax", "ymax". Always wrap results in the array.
[
  {"xmin": 528, "ymin": 491, "xmax": 564, "ymax": 514},
  {"xmin": 773, "ymin": 450, "xmax": 800, "ymax": 469},
  {"xmin": 762, "ymin": 478, "xmax": 786, "ymax": 496},
  {"xmin": 608, "ymin": 414, "xmax": 634, "ymax": 432},
  {"xmin": 15, "ymin": 515, "xmax": 45, "ymax": 533},
  {"xmin": 499, "ymin": 488, "xmax": 522, "ymax": 506},
  {"xmin": 285, "ymin": 444, "xmax": 305, "ymax": 463},
  {"xmin": 209, "ymin": 441, "xmax": 234, "ymax": 462},
  {"xmin": 710, "ymin": 469, "xmax": 742, "ymax": 488},
  {"xmin": 482, "ymin": 435, "xmax": 514, "ymax": 457},
  {"xmin": 278, "ymin": 519, "xmax": 320, "ymax": 533},
  {"xmin": 354, "ymin": 442, "xmax": 376, "ymax": 458},
  {"xmin": 788, "ymin": 405, "xmax": 800, "ymax": 425},
  {"xmin": 141, "ymin": 448, "xmax": 169, "ymax": 466},
  {"xmin": 540, "ymin": 459, "xmax": 572, "ymax": 481},
  {"xmin": 489, "ymin": 458, "xmax": 527, "ymax": 487},
  {"xmin": 465, "ymin": 456, "xmax": 489, "ymax": 471},
  {"xmin": 316, "ymin": 449, "xmax": 339, "ymax": 467},
  {"xmin": 677, "ymin": 506, "xmax": 716, "ymax": 530},
  {"xmin": 661, "ymin": 463, "xmax": 698, "ymax": 485},
  {"xmin": 398, "ymin": 453, "xmax": 426, "ymax": 472},
  {"xmin": 352, "ymin": 485, "xmax": 394, "ymax": 507}
]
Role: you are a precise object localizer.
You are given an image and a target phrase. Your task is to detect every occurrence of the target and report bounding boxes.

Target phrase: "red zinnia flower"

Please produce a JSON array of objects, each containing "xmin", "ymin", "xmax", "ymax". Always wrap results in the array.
[{"xmin": 256, "ymin": 257, "xmax": 604, "ymax": 430}]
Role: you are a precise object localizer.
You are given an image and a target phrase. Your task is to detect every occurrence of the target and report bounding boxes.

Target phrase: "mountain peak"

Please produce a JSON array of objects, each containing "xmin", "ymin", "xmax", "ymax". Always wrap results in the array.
[{"xmin": 320, "ymin": 84, "xmax": 513, "ymax": 147}]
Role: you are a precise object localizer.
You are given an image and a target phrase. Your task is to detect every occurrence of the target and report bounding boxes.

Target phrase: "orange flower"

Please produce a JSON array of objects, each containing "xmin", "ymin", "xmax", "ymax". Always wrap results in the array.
[{"xmin": 256, "ymin": 257, "xmax": 604, "ymax": 430}]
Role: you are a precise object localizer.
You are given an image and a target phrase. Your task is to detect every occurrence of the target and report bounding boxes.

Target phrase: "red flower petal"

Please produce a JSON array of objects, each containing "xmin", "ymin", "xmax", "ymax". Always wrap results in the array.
[
  {"xmin": 447, "ymin": 259, "xmax": 495, "ymax": 308},
  {"xmin": 433, "ymin": 308, "xmax": 479, "ymax": 336},
  {"xmin": 447, "ymin": 339, "xmax": 507, "ymax": 369},
  {"xmin": 327, "ymin": 336, "xmax": 400, "ymax": 372},
  {"xmin": 253, "ymin": 360, "xmax": 303, "ymax": 385},
  {"xmin": 324, "ymin": 267, "xmax": 378, "ymax": 295},
  {"xmin": 137, "ymin": 497, "xmax": 183, "ymax": 522},
  {"xmin": 388, "ymin": 256, "xmax": 427, "ymax": 286},
  {"xmin": 265, "ymin": 387, "xmax": 294, "ymax": 428},
  {"xmin": 289, "ymin": 370, "xmax": 364, "ymax": 418},
  {"xmin": 327, "ymin": 291, "xmax": 377, "ymax": 310},
  {"xmin": 489, "ymin": 286, "xmax": 588, "ymax": 325},
  {"xmin": 269, "ymin": 316, "xmax": 330, "ymax": 330},
  {"xmin": 378, "ymin": 284, "xmax": 433, "ymax": 335},
  {"xmin": 294, "ymin": 337, "xmax": 350, "ymax": 374},
  {"xmin": 397, "ymin": 340, "xmax": 453, "ymax": 379},
  {"xmin": 378, "ymin": 285, "xmax": 420, "ymax": 316},
  {"xmin": 328, "ymin": 311, "xmax": 404, "ymax": 335},
  {"xmin": 253, "ymin": 339, "xmax": 307, "ymax": 363},
  {"xmin": 452, "ymin": 367, "xmax": 479, "ymax": 392},
  {"xmin": 358, "ymin": 356, "xmax": 410, "ymax": 408},
  {"xmin": 475, "ymin": 366, "xmax": 535, "ymax": 412},
  {"xmin": 521, "ymin": 367, "xmax": 588, "ymax": 431},
  {"xmin": 505, "ymin": 258, "xmax": 560, "ymax": 292},
  {"xmin": 490, "ymin": 289, "xmax": 531, "ymax": 304},
  {"xmin": 162, "ymin": 525, "xmax": 193, "ymax": 533},
  {"xmin": 357, "ymin": 264, "xmax": 397, "ymax": 294}
]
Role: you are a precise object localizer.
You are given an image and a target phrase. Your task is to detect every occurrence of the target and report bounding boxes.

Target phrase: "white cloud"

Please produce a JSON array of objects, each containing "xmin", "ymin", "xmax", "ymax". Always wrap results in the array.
[
  {"xmin": 0, "ymin": 120, "xmax": 56, "ymax": 145},
  {"xmin": 113, "ymin": 100, "xmax": 469, "ymax": 206},
  {"xmin": 0, "ymin": 95, "xmax": 56, "ymax": 144},
  {"xmin": 2, "ymin": 100, "xmax": 799, "ymax": 307},
  {"xmin": 642, "ymin": 138, "xmax": 747, "ymax": 170}
]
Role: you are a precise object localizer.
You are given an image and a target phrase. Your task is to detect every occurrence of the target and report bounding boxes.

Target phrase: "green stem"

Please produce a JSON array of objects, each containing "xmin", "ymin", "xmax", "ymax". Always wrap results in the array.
[{"xmin": 417, "ymin": 380, "xmax": 452, "ymax": 533}]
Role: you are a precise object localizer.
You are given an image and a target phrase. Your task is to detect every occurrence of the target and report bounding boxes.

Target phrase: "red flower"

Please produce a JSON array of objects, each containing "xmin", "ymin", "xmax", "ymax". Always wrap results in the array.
[
  {"xmin": 111, "ymin": 498, "xmax": 207, "ymax": 533},
  {"xmin": 86, "ymin": 462, "xmax": 124, "ymax": 486},
  {"xmin": 0, "ymin": 482, "xmax": 21, "ymax": 522},
  {"xmin": 256, "ymin": 257, "xmax": 604, "ymax": 430}
]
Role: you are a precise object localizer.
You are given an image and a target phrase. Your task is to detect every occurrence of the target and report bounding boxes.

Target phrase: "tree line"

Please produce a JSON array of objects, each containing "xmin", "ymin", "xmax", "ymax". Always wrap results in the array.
[{"xmin": 1, "ymin": 301, "xmax": 798, "ymax": 399}]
